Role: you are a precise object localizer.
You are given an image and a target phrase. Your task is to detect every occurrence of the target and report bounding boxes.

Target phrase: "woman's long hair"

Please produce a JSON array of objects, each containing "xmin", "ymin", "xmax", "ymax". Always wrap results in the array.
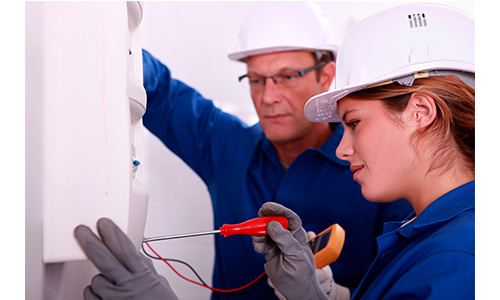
[{"xmin": 349, "ymin": 75, "xmax": 475, "ymax": 176}]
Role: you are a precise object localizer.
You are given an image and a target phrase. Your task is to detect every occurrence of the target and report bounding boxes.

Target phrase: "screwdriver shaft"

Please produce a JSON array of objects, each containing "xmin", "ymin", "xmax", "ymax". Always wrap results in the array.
[{"xmin": 143, "ymin": 229, "xmax": 221, "ymax": 243}]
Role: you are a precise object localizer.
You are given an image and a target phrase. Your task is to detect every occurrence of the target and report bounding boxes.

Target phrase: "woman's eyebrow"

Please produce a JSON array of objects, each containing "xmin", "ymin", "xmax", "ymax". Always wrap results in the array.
[{"xmin": 341, "ymin": 109, "xmax": 358, "ymax": 124}]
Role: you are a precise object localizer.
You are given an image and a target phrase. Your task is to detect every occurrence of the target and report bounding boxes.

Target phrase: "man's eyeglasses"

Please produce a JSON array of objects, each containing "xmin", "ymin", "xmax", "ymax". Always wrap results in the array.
[{"xmin": 238, "ymin": 61, "xmax": 327, "ymax": 91}]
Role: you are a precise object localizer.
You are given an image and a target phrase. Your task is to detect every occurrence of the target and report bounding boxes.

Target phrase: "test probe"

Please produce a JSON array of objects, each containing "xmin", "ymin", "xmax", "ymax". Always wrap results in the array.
[
  {"xmin": 143, "ymin": 216, "xmax": 345, "ymax": 267},
  {"xmin": 142, "ymin": 216, "xmax": 345, "ymax": 294},
  {"xmin": 143, "ymin": 216, "xmax": 288, "ymax": 242}
]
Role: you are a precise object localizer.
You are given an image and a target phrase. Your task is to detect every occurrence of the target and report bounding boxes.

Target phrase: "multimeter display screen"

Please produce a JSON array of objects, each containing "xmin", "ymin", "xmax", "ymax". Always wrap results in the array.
[{"xmin": 309, "ymin": 228, "xmax": 332, "ymax": 254}]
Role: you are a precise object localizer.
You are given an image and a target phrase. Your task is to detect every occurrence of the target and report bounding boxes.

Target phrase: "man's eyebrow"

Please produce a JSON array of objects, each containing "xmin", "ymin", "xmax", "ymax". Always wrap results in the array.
[{"xmin": 247, "ymin": 66, "xmax": 301, "ymax": 76}]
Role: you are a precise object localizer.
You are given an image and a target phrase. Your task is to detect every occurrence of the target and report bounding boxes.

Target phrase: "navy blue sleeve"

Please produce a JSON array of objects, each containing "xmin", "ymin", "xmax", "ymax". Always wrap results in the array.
[
  {"xmin": 141, "ymin": 49, "xmax": 250, "ymax": 182},
  {"xmin": 383, "ymin": 251, "xmax": 475, "ymax": 299}
]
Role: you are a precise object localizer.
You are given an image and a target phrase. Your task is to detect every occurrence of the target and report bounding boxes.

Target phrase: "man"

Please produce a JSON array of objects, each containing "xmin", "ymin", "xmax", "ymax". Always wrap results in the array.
[
  {"xmin": 141, "ymin": 2, "xmax": 412, "ymax": 299},
  {"xmin": 81, "ymin": 2, "xmax": 413, "ymax": 299}
]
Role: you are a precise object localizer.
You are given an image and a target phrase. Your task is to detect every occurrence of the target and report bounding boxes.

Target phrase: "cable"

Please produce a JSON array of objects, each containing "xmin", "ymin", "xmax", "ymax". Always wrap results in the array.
[
  {"xmin": 143, "ymin": 241, "xmax": 268, "ymax": 295},
  {"xmin": 141, "ymin": 242, "xmax": 208, "ymax": 285}
]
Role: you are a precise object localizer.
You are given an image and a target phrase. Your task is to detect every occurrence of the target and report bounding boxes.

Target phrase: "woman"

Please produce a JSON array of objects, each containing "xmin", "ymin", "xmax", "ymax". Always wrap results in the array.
[{"xmin": 254, "ymin": 3, "xmax": 474, "ymax": 300}]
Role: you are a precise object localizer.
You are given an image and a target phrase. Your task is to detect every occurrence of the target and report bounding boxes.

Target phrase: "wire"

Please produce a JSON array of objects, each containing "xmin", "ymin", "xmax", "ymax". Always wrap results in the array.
[
  {"xmin": 143, "ymin": 241, "xmax": 268, "ymax": 295},
  {"xmin": 141, "ymin": 242, "xmax": 208, "ymax": 285}
]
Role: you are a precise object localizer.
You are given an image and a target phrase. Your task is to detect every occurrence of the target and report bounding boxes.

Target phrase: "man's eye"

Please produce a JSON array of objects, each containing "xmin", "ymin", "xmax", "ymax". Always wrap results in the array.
[
  {"xmin": 249, "ymin": 77, "xmax": 262, "ymax": 84},
  {"xmin": 281, "ymin": 74, "xmax": 298, "ymax": 81}
]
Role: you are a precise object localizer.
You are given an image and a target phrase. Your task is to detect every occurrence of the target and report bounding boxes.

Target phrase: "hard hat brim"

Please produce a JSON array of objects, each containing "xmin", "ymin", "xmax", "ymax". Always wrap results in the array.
[
  {"xmin": 304, "ymin": 85, "xmax": 363, "ymax": 123},
  {"xmin": 304, "ymin": 64, "xmax": 475, "ymax": 123},
  {"xmin": 228, "ymin": 45, "xmax": 338, "ymax": 62}
]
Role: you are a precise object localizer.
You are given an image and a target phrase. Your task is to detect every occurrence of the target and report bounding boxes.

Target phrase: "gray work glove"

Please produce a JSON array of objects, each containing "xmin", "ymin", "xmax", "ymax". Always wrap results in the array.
[
  {"xmin": 306, "ymin": 231, "xmax": 335, "ymax": 296},
  {"xmin": 74, "ymin": 218, "xmax": 179, "ymax": 300},
  {"xmin": 252, "ymin": 202, "xmax": 329, "ymax": 300},
  {"xmin": 267, "ymin": 231, "xmax": 334, "ymax": 299},
  {"xmin": 264, "ymin": 225, "xmax": 351, "ymax": 300},
  {"xmin": 305, "ymin": 231, "xmax": 350, "ymax": 300},
  {"xmin": 267, "ymin": 263, "xmax": 334, "ymax": 300}
]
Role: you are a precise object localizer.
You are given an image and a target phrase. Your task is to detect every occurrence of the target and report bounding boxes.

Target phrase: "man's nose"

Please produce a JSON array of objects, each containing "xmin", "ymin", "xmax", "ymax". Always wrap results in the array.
[{"xmin": 261, "ymin": 77, "xmax": 281, "ymax": 105}]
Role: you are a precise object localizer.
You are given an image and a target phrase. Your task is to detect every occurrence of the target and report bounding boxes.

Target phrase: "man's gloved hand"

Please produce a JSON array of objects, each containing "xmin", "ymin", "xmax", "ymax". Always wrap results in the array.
[
  {"xmin": 74, "ymin": 218, "xmax": 179, "ymax": 300},
  {"xmin": 252, "ymin": 202, "xmax": 329, "ymax": 300}
]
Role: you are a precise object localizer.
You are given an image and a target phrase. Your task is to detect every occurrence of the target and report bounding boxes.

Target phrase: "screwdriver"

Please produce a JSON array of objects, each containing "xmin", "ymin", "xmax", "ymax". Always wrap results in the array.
[{"xmin": 143, "ymin": 216, "xmax": 288, "ymax": 243}]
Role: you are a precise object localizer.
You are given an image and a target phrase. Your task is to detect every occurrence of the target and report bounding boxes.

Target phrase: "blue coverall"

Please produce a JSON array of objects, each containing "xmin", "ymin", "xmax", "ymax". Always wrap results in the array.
[
  {"xmin": 142, "ymin": 49, "xmax": 414, "ymax": 299},
  {"xmin": 352, "ymin": 180, "xmax": 475, "ymax": 299}
]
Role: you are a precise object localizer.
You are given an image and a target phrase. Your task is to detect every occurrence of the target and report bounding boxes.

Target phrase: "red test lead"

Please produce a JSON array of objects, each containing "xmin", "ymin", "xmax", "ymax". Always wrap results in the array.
[{"xmin": 143, "ymin": 216, "xmax": 288, "ymax": 243}]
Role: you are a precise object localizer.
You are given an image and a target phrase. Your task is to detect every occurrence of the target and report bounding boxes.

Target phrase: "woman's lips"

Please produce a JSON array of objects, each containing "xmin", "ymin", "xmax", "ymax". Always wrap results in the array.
[{"xmin": 350, "ymin": 165, "xmax": 364, "ymax": 181}]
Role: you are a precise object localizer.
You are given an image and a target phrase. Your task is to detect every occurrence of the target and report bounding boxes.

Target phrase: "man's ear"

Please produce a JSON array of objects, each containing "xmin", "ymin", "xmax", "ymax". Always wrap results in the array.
[
  {"xmin": 407, "ymin": 92, "xmax": 437, "ymax": 128},
  {"xmin": 320, "ymin": 62, "xmax": 336, "ymax": 92}
]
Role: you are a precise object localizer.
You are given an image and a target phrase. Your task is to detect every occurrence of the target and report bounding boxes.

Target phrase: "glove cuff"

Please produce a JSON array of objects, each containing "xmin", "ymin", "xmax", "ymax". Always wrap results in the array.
[
  {"xmin": 305, "ymin": 271, "xmax": 331, "ymax": 300},
  {"xmin": 329, "ymin": 283, "xmax": 351, "ymax": 300}
]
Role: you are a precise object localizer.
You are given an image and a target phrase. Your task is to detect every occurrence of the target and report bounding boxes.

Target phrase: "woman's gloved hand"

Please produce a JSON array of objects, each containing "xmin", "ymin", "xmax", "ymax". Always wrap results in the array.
[
  {"xmin": 305, "ymin": 231, "xmax": 350, "ymax": 300},
  {"xmin": 263, "ymin": 223, "xmax": 351, "ymax": 300},
  {"xmin": 268, "ymin": 263, "xmax": 334, "ymax": 300},
  {"xmin": 252, "ymin": 202, "xmax": 329, "ymax": 300},
  {"xmin": 74, "ymin": 218, "xmax": 179, "ymax": 300},
  {"xmin": 307, "ymin": 231, "xmax": 335, "ymax": 296}
]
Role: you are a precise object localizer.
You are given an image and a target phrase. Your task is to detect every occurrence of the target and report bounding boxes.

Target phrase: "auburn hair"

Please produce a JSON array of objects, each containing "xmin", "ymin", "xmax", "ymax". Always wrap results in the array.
[{"xmin": 349, "ymin": 75, "xmax": 475, "ymax": 176}]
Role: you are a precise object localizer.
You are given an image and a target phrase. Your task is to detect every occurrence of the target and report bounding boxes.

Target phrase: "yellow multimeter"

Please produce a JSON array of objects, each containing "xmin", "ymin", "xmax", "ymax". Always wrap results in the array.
[{"xmin": 308, "ymin": 224, "xmax": 345, "ymax": 269}]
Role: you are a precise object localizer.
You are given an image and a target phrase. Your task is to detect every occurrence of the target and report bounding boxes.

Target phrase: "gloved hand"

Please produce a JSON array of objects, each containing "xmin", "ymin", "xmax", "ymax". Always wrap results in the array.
[
  {"xmin": 266, "ymin": 229, "xmax": 350, "ymax": 300},
  {"xmin": 307, "ymin": 231, "xmax": 335, "ymax": 295},
  {"xmin": 74, "ymin": 218, "xmax": 179, "ymax": 300},
  {"xmin": 252, "ymin": 202, "xmax": 329, "ymax": 300},
  {"xmin": 267, "ymin": 264, "xmax": 333, "ymax": 300},
  {"xmin": 305, "ymin": 231, "xmax": 350, "ymax": 300}
]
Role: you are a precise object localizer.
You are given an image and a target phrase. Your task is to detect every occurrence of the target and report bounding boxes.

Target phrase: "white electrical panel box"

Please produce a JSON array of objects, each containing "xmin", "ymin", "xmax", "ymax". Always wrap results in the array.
[{"xmin": 39, "ymin": 2, "xmax": 148, "ymax": 263}]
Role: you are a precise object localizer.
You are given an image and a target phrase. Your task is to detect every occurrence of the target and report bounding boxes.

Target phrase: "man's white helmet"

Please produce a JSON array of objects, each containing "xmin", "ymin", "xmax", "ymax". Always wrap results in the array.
[
  {"xmin": 228, "ymin": 1, "xmax": 338, "ymax": 62},
  {"xmin": 304, "ymin": 3, "xmax": 475, "ymax": 123}
]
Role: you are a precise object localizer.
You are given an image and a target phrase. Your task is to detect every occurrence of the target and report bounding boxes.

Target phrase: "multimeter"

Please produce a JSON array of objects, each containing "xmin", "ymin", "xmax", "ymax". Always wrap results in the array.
[{"xmin": 308, "ymin": 224, "xmax": 345, "ymax": 269}]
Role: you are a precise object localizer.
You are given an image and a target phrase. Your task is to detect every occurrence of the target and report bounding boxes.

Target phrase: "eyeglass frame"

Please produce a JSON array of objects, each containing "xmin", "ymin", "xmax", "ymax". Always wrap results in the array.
[{"xmin": 238, "ymin": 61, "xmax": 327, "ymax": 90}]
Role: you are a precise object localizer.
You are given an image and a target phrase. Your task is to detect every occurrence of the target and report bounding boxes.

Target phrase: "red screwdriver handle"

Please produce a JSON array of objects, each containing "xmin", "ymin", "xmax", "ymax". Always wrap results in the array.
[{"xmin": 220, "ymin": 216, "xmax": 288, "ymax": 238}]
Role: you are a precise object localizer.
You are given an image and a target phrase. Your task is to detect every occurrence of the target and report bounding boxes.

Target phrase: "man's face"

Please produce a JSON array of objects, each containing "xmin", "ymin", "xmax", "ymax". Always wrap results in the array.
[{"xmin": 246, "ymin": 51, "xmax": 329, "ymax": 145}]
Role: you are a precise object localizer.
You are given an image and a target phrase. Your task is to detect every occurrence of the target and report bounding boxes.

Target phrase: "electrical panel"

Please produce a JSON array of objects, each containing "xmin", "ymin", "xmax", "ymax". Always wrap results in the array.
[{"xmin": 38, "ymin": 2, "xmax": 148, "ymax": 263}]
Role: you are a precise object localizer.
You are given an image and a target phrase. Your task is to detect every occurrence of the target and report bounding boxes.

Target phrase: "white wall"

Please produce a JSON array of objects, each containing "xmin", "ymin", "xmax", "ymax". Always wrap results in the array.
[
  {"xmin": 25, "ymin": 2, "xmax": 146, "ymax": 299},
  {"xmin": 139, "ymin": 2, "xmax": 475, "ymax": 299},
  {"xmin": 22, "ymin": 2, "xmax": 476, "ymax": 300}
]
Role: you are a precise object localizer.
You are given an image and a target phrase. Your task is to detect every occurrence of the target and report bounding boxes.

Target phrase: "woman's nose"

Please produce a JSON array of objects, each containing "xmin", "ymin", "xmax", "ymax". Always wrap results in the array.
[{"xmin": 336, "ymin": 133, "xmax": 354, "ymax": 161}]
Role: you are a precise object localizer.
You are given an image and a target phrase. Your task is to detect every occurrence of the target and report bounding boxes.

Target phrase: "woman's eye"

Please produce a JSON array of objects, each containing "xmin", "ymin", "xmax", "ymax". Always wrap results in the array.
[{"xmin": 347, "ymin": 121, "xmax": 359, "ymax": 129}]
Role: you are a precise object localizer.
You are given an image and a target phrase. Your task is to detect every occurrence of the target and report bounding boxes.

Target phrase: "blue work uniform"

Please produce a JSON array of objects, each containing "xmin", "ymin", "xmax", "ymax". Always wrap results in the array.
[
  {"xmin": 352, "ymin": 180, "xmax": 475, "ymax": 299},
  {"xmin": 142, "ymin": 49, "xmax": 414, "ymax": 299}
]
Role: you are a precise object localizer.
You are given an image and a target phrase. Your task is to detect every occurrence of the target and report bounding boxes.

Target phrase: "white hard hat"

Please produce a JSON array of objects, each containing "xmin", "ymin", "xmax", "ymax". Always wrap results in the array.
[
  {"xmin": 228, "ymin": 1, "xmax": 338, "ymax": 62},
  {"xmin": 304, "ymin": 3, "xmax": 475, "ymax": 123}
]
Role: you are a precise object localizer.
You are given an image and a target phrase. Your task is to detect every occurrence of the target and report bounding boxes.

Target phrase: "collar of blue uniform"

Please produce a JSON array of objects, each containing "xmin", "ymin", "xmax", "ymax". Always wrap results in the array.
[
  {"xmin": 258, "ymin": 122, "xmax": 351, "ymax": 167},
  {"xmin": 387, "ymin": 180, "xmax": 475, "ymax": 239}
]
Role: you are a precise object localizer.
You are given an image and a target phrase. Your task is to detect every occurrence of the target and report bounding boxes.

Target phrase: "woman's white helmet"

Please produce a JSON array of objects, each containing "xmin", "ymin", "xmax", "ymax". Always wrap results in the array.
[
  {"xmin": 304, "ymin": 3, "xmax": 475, "ymax": 123},
  {"xmin": 228, "ymin": 1, "xmax": 338, "ymax": 62}
]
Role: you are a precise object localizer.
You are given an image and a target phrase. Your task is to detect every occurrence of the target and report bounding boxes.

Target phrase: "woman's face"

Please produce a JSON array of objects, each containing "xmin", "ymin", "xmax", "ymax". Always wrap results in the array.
[{"xmin": 336, "ymin": 96, "xmax": 418, "ymax": 203}]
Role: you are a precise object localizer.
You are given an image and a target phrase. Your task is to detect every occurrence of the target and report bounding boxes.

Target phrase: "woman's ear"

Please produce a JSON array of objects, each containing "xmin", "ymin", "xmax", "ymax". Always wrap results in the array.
[{"xmin": 407, "ymin": 92, "xmax": 437, "ymax": 128}]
